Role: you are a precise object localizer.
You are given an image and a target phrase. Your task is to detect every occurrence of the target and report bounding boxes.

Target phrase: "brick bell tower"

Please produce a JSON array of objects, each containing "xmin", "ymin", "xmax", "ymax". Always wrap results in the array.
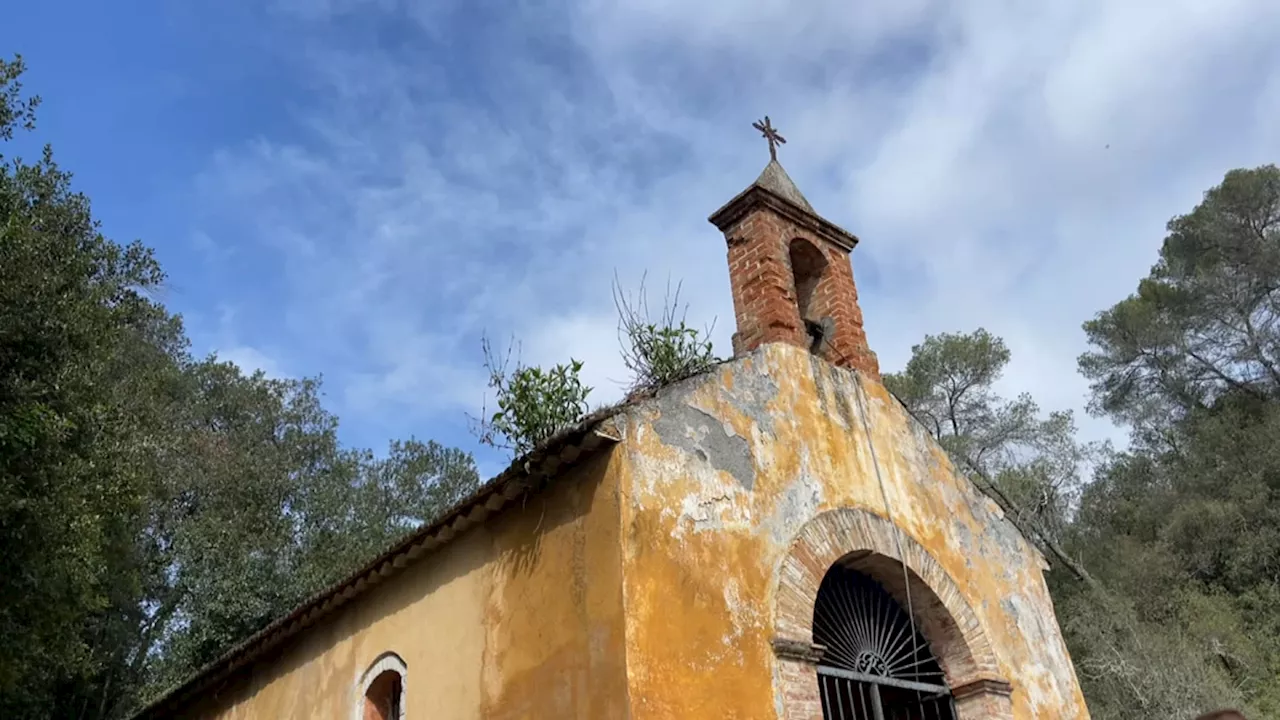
[{"xmin": 708, "ymin": 117, "xmax": 880, "ymax": 379}]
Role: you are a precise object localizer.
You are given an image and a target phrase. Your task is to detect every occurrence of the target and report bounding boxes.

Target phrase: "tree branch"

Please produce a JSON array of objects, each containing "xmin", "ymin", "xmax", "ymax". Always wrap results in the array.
[{"xmin": 890, "ymin": 389, "xmax": 1103, "ymax": 592}]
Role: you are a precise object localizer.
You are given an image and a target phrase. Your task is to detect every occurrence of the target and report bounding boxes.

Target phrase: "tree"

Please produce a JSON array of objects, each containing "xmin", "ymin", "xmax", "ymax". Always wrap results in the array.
[
  {"xmin": 0, "ymin": 54, "xmax": 38, "ymax": 141},
  {"xmin": 0, "ymin": 53, "xmax": 185, "ymax": 717},
  {"xmin": 884, "ymin": 329, "xmax": 1091, "ymax": 544},
  {"xmin": 143, "ymin": 363, "xmax": 481, "ymax": 698},
  {"xmin": 1059, "ymin": 394, "xmax": 1280, "ymax": 719},
  {"xmin": 1079, "ymin": 165, "xmax": 1280, "ymax": 445},
  {"xmin": 1067, "ymin": 165, "xmax": 1280, "ymax": 719},
  {"xmin": 0, "ymin": 57, "xmax": 482, "ymax": 717}
]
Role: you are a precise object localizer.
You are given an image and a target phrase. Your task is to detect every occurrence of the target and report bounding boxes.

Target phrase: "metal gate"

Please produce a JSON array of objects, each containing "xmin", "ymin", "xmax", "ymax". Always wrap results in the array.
[
  {"xmin": 817, "ymin": 665, "xmax": 956, "ymax": 720},
  {"xmin": 813, "ymin": 564, "xmax": 958, "ymax": 720}
]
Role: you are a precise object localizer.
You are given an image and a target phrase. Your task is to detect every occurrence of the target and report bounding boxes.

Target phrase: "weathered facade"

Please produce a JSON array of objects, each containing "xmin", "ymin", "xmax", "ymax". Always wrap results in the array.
[
  {"xmin": 139, "ymin": 144, "xmax": 1089, "ymax": 720},
  {"xmin": 612, "ymin": 344, "xmax": 1088, "ymax": 718}
]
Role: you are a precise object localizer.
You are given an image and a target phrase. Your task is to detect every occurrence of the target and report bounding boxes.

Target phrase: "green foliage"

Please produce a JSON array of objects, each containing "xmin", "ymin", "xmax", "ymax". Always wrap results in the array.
[
  {"xmin": 884, "ymin": 328, "xmax": 1092, "ymax": 541},
  {"xmin": 613, "ymin": 272, "xmax": 718, "ymax": 393},
  {"xmin": 0, "ymin": 58, "xmax": 480, "ymax": 718},
  {"xmin": 0, "ymin": 54, "xmax": 39, "ymax": 141},
  {"xmin": 1056, "ymin": 587, "xmax": 1249, "ymax": 720},
  {"xmin": 1079, "ymin": 164, "xmax": 1280, "ymax": 438},
  {"xmin": 1061, "ymin": 396, "xmax": 1280, "ymax": 718},
  {"xmin": 1061, "ymin": 164, "xmax": 1280, "ymax": 719},
  {"xmin": 477, "ymin": 337, "xmax": 592, "ymax": 455},
  {"xmin": 1, "ymin": 53, "xmax": 180, "ymax": 717},
  {"xmin": 143, "ymin": 365, "xmax": 480, "ymax": 697}
]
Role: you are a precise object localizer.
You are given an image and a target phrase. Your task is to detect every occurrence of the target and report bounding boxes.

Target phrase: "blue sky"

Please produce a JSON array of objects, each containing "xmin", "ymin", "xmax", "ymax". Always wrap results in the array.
[{"xmin": 5, "ymin": 0, "xmax": 1280, "ymax": 477}]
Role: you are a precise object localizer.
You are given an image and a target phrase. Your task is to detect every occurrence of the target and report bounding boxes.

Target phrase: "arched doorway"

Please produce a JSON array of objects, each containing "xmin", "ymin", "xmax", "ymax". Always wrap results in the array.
[
  {"xmin": 772, "ymin": 508, "xmax": 1014, "ymax": 720},
  {"xmin": 812, "ymin": 562, "xmax": 956, "ymax": 720}
]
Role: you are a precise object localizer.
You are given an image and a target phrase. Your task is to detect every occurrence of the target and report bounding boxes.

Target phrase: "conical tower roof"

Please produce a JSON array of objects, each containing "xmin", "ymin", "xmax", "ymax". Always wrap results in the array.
[
  {"xmin": 752, "ymin": 158, "xmax": 815, "ymax": 214},
  {"xmin": 709, "ymin": 156, "xmax": 856, "ymax": 252}
]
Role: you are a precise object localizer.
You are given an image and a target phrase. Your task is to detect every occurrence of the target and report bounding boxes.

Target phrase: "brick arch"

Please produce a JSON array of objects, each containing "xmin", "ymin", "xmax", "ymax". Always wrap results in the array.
[{"xmin": 771, "ymin": 507, "xmax": 1013, "ymax": 719}]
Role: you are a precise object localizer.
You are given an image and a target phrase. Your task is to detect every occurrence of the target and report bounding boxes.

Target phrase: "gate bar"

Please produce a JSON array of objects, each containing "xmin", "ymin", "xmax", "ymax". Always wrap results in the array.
[{"xmin": 816, "ymin": 665, "xmax": 951, "ymax": 696}]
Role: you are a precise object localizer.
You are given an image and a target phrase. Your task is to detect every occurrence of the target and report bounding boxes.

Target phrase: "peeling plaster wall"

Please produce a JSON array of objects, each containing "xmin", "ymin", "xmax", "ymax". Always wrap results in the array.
[
  {"xmin": 183, "ymin": 451, "xmax": 630, "ymax": 720},
  {"xmin": 175, "ymin": 342, "xmax": 1086, "ymax": 720},
  {"xmin": 614, "ymin": 343, "xmax": 1089, "ymax": 719}
]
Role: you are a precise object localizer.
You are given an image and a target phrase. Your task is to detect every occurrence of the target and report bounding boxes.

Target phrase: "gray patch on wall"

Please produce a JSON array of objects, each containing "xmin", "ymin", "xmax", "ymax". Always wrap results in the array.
[
  {"xmin": 652, "ymin": 399, "xmax": 756, "ymax": 491},
  {"xmin": 951, "ymin": 518, "xmax": 978, "ymax": 566},
  {"xmin": 831, "ymin": 373, "xmax": 860, "ymax": 429},
  {"xmin": 1000, "ymin": 597, "xmax": 1018, "ymax": 617},
  {"xmin": 724, "ymin": 354, "xmax": 782, "ymax": 433},
  {"xmin": 646, "ymin": 353, "xmax": 782, "ymax": 491},
  {"xmin": 766, "ymin": 472, "xmax": 823, "ymax": 545},
  {"xmin": 969, "ymin": 490, "xmax": 1028, "ymax": 561}
]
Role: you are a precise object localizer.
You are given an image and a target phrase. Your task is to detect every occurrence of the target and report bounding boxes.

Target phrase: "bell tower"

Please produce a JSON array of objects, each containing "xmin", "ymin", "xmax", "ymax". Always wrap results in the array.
[{"xmin": 708, "ymin": 117, "xmax": 880, "ymax": 379}]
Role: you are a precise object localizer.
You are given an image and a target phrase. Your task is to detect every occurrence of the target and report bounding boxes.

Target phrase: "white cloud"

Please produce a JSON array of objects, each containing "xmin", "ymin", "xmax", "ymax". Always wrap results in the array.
[
  {"xmin": 342, "ymin": 326, "xmax": 488, "ymax": 418},
  {"xmin": 218, "ymin": 345, "xmax": 288, "ymax": 379},
  {"xmin": 196, "ymin": 0, "xmax": 1280, "ymax": 455},
  {"xmin": 190, "ymin": 305, "xmax": 292, "ymax": 379}
]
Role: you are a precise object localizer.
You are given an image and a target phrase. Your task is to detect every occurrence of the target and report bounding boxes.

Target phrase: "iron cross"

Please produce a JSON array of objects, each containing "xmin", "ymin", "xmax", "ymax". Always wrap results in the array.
[{"xmin": 752, "ymin": 116, "xmax": 786, "ymax": 161}]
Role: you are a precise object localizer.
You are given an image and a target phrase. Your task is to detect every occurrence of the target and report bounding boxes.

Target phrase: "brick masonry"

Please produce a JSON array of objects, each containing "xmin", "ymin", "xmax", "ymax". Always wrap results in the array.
[{"xmin": 711, "ymin": 184, "xmax": 880, "ymax": 380}]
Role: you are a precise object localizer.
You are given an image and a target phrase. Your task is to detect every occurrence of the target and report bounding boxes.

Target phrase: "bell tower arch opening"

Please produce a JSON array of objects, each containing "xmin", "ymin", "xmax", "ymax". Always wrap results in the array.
[
  {"xmin": 788, "ymin": 237, "xmax": 827, "ymax": 321},
  {"xmin": 787, "ymin": 237, "xmax": 830, "ymax": 351}
]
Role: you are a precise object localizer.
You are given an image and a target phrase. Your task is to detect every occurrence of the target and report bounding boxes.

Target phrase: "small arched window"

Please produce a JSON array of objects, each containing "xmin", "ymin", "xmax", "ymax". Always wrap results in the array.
[
  {"xmin": 356, "ymin": 652, "xmax": 407, "ymax": 720},
  {"xmin": 788, "ymin": 238, "xmax": 827, "ymax": 322}
]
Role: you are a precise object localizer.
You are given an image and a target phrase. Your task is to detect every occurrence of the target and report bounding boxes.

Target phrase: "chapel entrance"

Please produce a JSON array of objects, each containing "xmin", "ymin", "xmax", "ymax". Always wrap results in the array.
[{"xmin": 813, "ymin": 562, "xmax": 957, "ymax": 720}]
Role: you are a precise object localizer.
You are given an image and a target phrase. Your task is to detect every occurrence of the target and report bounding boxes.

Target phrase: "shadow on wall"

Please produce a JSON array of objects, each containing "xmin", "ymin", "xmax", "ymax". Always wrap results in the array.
[
  {"xmin": 185, "ymin": 453, "xmax": 610, "ymax": 717},
  {"xmin": 197, "ymin": 527, "xmax": 494, "ymax": 715},
  {"xmin": 494, "ymin": 451, "xmax": 609, "ymax": 579}
]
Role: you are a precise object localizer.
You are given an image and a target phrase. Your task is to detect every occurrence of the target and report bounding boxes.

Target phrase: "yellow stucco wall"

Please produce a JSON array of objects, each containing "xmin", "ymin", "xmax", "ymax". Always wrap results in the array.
[
  {"xmin": 175, "ymin": 342, "xmax": 1087, "ymax": 719},
  {"xmin": 613, "ymin": 343, "xmax": 1090, "ymax": 719},
  {"xmin": 184, "ymin": 451, "xmax": 630, "ymax": 720}
]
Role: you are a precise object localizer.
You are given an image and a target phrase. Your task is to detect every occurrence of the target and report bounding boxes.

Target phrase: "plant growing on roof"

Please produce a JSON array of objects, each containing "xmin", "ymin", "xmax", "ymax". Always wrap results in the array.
[
  {"xmin": 476, "ymin": 336, "xmax": 592, "ymax": 455},
  {"xmin": 613, "ymin": 271, "xmax": 718, "ymax": 394}
]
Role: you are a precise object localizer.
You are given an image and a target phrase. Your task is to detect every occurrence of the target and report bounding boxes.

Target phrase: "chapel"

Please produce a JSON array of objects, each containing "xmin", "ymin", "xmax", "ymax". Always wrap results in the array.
[{"xmin": 135, "ymin": 120, "xmax": 1090, "ymax": 720}]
